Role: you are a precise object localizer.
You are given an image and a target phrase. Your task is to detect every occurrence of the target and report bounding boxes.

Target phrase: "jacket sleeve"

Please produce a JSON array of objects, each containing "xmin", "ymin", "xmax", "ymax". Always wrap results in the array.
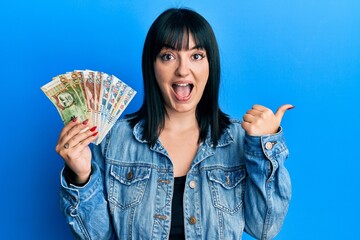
[
  {"xmin": 59, "ymin": 143, "xmax": 114, "ymax": 240},
  {"xmin": 243, "ymin": 127, "xmax": 291, "ymax": 240}
]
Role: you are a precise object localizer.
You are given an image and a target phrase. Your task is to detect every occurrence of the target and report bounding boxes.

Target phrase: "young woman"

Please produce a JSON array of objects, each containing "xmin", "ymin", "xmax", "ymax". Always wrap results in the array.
[{"xmin": 56, "ymin": 8, "xmax": 292, "ymax": 240}]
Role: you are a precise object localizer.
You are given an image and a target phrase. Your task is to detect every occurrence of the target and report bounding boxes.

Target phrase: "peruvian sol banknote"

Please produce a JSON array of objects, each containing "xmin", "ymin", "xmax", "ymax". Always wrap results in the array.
[{"xmin": 41, "ymin": 70, "xmax": 136, "ymax": 145}]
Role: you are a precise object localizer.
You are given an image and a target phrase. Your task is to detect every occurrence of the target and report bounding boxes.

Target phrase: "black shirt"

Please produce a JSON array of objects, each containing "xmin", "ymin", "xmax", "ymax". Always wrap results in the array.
[{"xmin": 169, "ymin": 176, "xmax": 186, "ymax": 239}]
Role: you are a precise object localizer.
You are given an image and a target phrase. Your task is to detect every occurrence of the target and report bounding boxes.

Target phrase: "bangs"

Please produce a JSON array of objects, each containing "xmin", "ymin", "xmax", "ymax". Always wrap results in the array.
[
  {"xmin": 158, "ymin": 27, "xmax": 205, "ymax": 51},
  {"xmin": 152, "ymin": 11, "xmax": 208, "ymax": 58}
]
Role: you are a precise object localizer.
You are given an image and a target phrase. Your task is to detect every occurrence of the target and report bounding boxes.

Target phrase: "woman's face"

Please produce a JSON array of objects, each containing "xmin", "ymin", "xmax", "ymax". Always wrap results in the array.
[{"xmin": 154, "ymin": 34, "xmax": 209, "ymax": 115}]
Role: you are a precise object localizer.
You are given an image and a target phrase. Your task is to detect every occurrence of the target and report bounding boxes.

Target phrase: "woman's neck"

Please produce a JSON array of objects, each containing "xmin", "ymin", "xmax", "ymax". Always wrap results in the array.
[{"xmin": 163, "ymin": 108, "xmax": 199, "ymax": 133}]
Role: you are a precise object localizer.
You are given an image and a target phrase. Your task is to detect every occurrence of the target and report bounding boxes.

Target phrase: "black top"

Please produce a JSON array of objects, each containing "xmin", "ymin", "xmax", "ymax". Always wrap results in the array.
[{"xmin": 169, "ymin": 175, "xmax": 186, "ymax": 239}]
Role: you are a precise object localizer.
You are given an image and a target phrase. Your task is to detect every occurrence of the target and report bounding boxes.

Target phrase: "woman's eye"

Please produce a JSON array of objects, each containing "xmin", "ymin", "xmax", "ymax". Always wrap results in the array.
[
  {"xmin": 192, "ymin": 53, "xmax": 205, "ymax": 60},
  {"xmin": 160, "ymin": 53, "xmax": 174, "ymax": 61}
]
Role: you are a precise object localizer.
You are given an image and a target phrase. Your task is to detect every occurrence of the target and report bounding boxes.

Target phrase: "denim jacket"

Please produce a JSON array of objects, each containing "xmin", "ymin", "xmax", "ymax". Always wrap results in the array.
[{"xmin": 60, "ymin": 118, "xmax": 291, "ymax": 240}]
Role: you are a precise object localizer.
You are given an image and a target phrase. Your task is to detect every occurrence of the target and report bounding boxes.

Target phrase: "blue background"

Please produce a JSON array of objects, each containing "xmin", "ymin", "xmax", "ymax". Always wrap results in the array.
[{"xmin": 1, "ymin": 0, "xmax": 359, "ymax": 239}]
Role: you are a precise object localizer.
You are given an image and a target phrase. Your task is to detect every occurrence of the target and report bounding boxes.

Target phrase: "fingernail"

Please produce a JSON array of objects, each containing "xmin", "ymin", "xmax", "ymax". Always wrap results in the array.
[
  {"xmin": 288, "ymin": 106, "xmax": 295, "ymax": 110},
  {"xmin": 82, "ymin": 119, "xmax": 89, "ymax": 125},
  {"xmin": 92, "ymin": 132, "xmax": 99, "ymax": 137},
  {"xmin": 71, "ymin": 116, "xmax": 77, "ymax": 122},
  {"xmin": 90, "ymin": 126, "xmax": 97, "ymax": 132}
]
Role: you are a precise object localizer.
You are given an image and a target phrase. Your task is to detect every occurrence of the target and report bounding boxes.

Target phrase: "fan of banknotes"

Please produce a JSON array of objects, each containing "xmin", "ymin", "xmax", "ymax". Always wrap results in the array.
[{"xmin": 41, "ymin": 70, "xmax": 136, "ymax": 145}]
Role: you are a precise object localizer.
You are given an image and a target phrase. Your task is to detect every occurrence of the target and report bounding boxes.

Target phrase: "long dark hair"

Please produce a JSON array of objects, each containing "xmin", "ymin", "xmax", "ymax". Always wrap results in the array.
[{"xmin": 128, "ymin": 8, "xmax": 230, "ymax": 147}]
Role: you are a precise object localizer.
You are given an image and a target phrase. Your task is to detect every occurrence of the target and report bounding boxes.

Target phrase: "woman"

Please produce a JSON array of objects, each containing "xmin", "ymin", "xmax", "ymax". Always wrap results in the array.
[{"xmin": 56, "ymin": 8, "xmax": 292, "ymax": 240}]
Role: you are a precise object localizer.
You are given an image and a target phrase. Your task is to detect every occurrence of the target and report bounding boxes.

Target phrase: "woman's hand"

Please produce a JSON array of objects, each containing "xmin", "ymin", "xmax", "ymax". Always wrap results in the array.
[
  {"xmin": 55, "ymin": 117, "xmax": 98, "ymax": 185},
  {"xmin": 242, "ymin": 104, "xmax": 294, "ymax": 136}
]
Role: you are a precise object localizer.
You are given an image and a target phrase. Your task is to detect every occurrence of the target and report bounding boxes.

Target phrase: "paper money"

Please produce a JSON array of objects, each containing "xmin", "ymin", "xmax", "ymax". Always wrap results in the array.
[
  {"xmin": 41, "ymin": 70, "xmax": 137, "ymax": 144},
  {"xmin": 82, "ymin": 70, "xmax": 97, "ymax": 126},
  {"xmin": 96, "ymin": 78, "xmax": 134, "ymax": 144},
  {"xmin": 59, "ymin": 72, "xmax": 87, "ymax": 109},
  {"xmin": 41, "ymin": 77, "xmax": 89, "ymax": 124},
  {"xmin": 96, "ymin": 87, "xmax": 136, "ymax": 144},
  {"xmin": 99, "ymin": 72, "xmax": 113, "ymax": 134},
  {"xmin": 93, "ymin": 70, "xmax": 102, "ymax": 127}
]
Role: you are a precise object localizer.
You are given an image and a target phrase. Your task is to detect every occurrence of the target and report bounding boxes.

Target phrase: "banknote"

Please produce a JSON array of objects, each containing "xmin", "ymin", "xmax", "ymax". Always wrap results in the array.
[
  {"xmin": 93, "ymin": 70, "xmax": 102, "ymax": 126},
  {"xmin": 102, "ymin": 78, "xmax": 123, "ymax": 128},
  {"xmin": 96, "ymin": 80, "xmax": 128, "ymax": 144},
  {"xmin": 41, "ymin": 77, "xmax": 88, "ymax": 124},
  {"xmin": 96, "ymin": 87, "xmax": 136, "ymax": 144},
  {"xmin": 82, "ymin": 70, "xmax": 97, "ymax": 126},
  {"xmin": 98, "ymin": 72, "xmax": 113, "ymax": 134},
  {"xmin": 59, "ymin": 72, "xmax": 87, "ymax": 109},
  {"xmin": 41, "ymin": 70, "xmax": 136, "ymax": 145},
  {"xmin": 75, "ymin": 70, "xmax": 94, "ymax": 114}
]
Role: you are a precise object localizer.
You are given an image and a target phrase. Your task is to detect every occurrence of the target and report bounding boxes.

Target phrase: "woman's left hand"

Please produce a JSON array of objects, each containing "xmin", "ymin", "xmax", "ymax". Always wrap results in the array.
[{"xmin": 242, "ymin": 104, "xmax": 294, "ymax": 136}]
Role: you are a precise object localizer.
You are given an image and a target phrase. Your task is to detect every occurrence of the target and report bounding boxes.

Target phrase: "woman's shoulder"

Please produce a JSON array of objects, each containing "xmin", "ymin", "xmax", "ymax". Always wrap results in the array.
[
  {"xmin": 216, "ymin": 117, "xmax": 245, "ymax": 143},
  {"xmin": 227, "ymin": 117, "xmax": 246, "ymax": 136},
  {"xmin": 228, "ymin": 117, "xmax": 243, "ymax": 129},
  {"xmin": 229, "ymin": 118, "xmax": 242, "ymax": 125}
]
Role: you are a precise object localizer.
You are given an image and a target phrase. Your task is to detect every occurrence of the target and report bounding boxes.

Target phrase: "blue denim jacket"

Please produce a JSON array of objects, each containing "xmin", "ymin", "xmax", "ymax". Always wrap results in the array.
[{"xmin": 60, "ymin": 118, "xmax": 291, "ymax": 240}]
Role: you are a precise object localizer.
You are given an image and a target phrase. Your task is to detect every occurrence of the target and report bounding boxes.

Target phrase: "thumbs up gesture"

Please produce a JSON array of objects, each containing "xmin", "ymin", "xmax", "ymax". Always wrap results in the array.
[{"xmin": 242, "ymin": 104, "xmax": 294, "ymax": 136}]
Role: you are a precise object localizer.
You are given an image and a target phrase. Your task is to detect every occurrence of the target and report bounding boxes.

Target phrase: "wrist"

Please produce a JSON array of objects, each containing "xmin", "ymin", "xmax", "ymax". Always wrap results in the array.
[
  {"xmin": 64, "ymin": 165, "xmax": 92, "ymax": 186},
  {"xmin": 74, "ymin": 170, "xmax": 91, "ymax": 185}
]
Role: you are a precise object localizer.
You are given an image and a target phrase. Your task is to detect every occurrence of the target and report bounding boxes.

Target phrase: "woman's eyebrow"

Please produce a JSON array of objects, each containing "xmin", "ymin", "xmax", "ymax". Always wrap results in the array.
[
  {"xmin": 190, "ymin": 45, "xmax": 204, "ymax": 50},
  {"xmin": 161, "ymin": 44, "xmax": 204, "ymax": 51}
]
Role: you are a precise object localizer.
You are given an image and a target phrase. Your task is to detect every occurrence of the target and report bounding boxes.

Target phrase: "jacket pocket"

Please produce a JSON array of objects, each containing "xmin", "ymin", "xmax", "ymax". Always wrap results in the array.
[
  {"xmin": 207, "ymin": 167, "xmax": 246, "ymax": 215},
  {"xmin": 109, "ymin": 165, "xmax": 151, "ymax": 210}
]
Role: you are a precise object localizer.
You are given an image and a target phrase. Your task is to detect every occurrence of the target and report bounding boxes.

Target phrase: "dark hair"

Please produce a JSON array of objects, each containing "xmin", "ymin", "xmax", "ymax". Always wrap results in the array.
[{"xmin": 128, "ymin": 8, "xmax": 230, "ymax": 146}]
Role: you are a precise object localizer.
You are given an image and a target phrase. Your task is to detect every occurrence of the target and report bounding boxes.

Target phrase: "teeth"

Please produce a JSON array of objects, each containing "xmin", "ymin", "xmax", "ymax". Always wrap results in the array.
[{"xmin": 175, "ymin": 83, "xmax": 190, "ymax": 87}]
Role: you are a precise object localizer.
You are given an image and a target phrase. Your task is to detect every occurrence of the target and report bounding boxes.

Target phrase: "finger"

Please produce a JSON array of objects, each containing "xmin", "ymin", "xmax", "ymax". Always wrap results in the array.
[
  {"xmin": 57, "ymin": 120, "xmax": 90, "ymax": 149},
  {"xmin": 57, "ymin": 117, "xmax": 80, "ymax": 144},
  {"xmin": 57, "ymin": 129, "xmax": 98, "ymax": 157},
  {"xmin": 241, "ymin": 121, "xmax": 257, "ymax": 136},
  {"xmin": 246, "ymin": 109, "xmax": 263, "ymax": 117},
  {"xmin": 241, "ymin": 121, "xmax": 250, "ymax": 131},
  {"xmin": 243, "ymin": 113, "xmax": 256, "ymax": 123},
  {"xmin": 66, "ymin": 126, "xmax": 97, "ymax": 149},
  {"xmin": 275, "ymin": 104, "xmax": 295, "ymax": 120},
  {"xmin": 63, "ymin": 132, "xmax": 99, "ymax": 158},
  {"xmin": 252, "ymin": 104, "xmax": 268, "ymax": 111},
  {"xmin": 71, "ymin": 132, "xmax": 99, "ymax": 152},
  {"xmin": 59, "ymin": 122, "xmax": 90, "ymax": 146}
]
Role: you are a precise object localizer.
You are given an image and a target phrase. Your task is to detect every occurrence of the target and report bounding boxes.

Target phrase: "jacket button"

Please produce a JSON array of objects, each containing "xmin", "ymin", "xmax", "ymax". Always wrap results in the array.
[
  {"xmin": 189, "ymin": 216, "xmax": 197, "ymax": 225},
  {"xmin": 189, "ymin": 180, "xmax": 196, "ymax": 189},
  {"xmin": 265, "ymin": 142, "xmax": 273, "ymax": 150},
  {"xmin": 126, "ymin": 171, "xmax": 133, "ymax": 180}
]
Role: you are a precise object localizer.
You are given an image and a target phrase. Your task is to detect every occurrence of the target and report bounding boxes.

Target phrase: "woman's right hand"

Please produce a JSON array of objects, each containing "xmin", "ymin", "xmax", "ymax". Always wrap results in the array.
[{"xmin": 55, "ymin": 117, "xmax": 98, "ymax": 185}]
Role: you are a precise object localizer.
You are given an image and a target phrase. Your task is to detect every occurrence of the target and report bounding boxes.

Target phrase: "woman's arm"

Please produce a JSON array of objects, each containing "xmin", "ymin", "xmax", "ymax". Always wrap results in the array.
[
  {"xmin": 241, "ymin": 104, "xmax": 293, "ymax": 239},
  {"xmin": 243, "ymin": 129, "xmax": 291, "ymax": 239},
  {"xmin": 59, "ymin": 139, "xmax": 114, "ymax": 239}
]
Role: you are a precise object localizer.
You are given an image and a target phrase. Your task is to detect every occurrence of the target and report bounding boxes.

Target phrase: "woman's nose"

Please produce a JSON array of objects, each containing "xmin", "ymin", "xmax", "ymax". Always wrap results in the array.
[{"xmin": 175, "ymin": 58, "xmax": 190, "ymax": 77}]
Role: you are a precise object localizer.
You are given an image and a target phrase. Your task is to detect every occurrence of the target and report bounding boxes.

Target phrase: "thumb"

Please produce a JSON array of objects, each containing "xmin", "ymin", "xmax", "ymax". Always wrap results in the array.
[{"xmin": 275, "ymin": 104, "xmax": 295, "ymax": 121}]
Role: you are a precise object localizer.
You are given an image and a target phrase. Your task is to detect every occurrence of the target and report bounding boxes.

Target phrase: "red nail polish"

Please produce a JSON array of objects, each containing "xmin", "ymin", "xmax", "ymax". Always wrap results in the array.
[
  {"xmin": 90, "ymin": 126, "xmax": 97, "ymax": 132},
  {"xmin": 82, "ymin": 119, "xmax": 89, "ymax": 125},
  {"xmin": 288, "ymin": 106, "xmax": 295, "ymax": 110},
  {"xmin": 72, "ymin": 116, "xmax": 78, "ymax": 122},
  {"xmin": 92, "ymin": 132, "xmax": 99, "ymax": 137}
]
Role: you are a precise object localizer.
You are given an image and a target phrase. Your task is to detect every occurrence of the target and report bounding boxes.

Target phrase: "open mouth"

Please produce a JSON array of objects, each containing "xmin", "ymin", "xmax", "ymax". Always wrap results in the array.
[{"xmin": 172, "ymin": 83, "xmax": 194, "ymax": 101}]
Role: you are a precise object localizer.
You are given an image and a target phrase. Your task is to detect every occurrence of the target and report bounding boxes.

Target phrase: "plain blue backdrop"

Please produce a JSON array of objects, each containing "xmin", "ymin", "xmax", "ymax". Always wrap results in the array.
[{"xmin": 1, "ymin": 0, "xmax": 359, "ymax": 239}]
